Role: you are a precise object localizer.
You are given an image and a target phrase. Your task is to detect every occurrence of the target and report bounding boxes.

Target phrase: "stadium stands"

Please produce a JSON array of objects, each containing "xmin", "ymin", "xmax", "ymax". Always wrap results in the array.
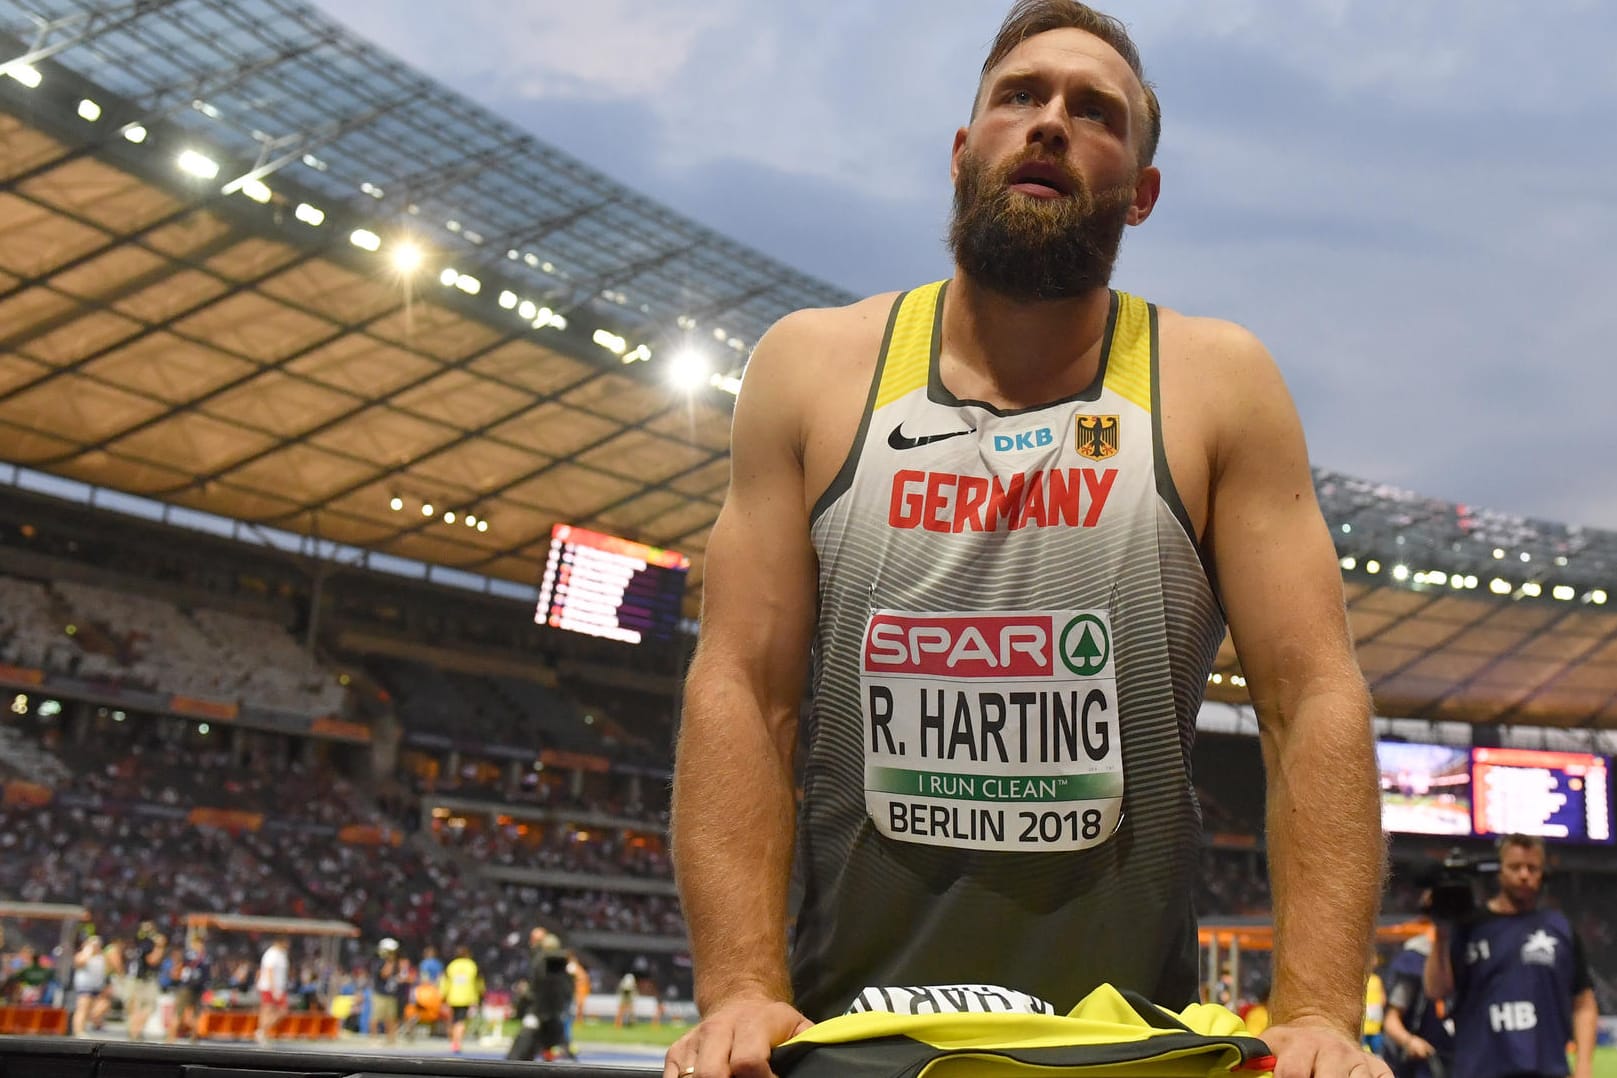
[{"xmin": 1317, "ymin": 469, "xmax": 1617, "ymax": 588}]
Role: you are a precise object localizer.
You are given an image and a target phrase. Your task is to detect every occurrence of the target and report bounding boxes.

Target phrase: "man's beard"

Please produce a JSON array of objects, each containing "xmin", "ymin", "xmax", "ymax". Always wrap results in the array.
[{"xmin": 948, "ymin": 146, "xmax": 1136, "ymax": 302}]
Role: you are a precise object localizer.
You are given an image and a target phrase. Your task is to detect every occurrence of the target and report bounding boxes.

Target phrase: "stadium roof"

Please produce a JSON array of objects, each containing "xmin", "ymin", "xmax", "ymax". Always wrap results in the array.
[
  {"xmin": 1, "ymin": 1, "xmax": 1614, "ymax": 728},
  {"xmin": 0, "ymin": 0, "xmax": 857, "ymax": 609}
]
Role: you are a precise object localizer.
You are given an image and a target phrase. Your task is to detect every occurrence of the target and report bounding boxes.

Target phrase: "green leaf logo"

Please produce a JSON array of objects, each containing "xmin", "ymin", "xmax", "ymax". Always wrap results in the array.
[{"xmin": 1059, "ymin": 614, "xmax": 1110, "ymax": 677}]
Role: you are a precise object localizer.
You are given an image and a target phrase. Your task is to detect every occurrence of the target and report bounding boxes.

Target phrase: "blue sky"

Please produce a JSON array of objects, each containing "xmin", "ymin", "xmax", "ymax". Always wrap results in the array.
[{"xmin": 316, "ymin": 1, "xmax": 1617, "ymax": 530}]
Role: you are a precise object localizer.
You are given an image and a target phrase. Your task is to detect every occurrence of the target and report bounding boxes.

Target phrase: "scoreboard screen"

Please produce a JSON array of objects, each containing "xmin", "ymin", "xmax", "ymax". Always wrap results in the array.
[
  {"xmin": 1471, "ymin": 747, "xmax": 1612, "ymax": 844},
  {"xmin": 535, "ymin": 524, "xmax": 689, "ymax": 645},
  {"xmin": 1377, "ymin": 740, "xmax": 1473, "ymax": 836}
]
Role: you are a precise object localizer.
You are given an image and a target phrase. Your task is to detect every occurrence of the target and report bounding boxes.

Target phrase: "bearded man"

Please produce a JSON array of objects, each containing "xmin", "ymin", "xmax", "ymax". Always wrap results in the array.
[{"xmin": 667, "ymin": 5, "xmax": 1387, "ymax": 1078}]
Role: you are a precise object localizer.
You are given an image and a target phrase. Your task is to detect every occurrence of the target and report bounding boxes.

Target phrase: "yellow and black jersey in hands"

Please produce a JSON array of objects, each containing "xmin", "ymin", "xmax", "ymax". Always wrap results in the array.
[{"xmin": 772, "ymin": 984, "xmax": 1274, "ymax": 1078}]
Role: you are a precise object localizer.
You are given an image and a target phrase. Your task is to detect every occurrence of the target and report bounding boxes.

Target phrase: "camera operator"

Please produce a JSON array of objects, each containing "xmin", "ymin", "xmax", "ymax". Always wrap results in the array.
[{"xmin": 1423, "ymin": 834, "xmax": 1597, "ymax": 1078}]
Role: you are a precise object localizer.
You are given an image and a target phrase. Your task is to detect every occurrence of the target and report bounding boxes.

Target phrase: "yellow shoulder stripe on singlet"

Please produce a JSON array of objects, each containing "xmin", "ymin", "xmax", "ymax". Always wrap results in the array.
[
  {"xmin": 1104, "ymin": 291, "xmax": 1152, "ymax": 414},
  {"xmin": 873, "ymin": 282, "xmax": 1154, "ymax": 413},
  {"xmin": 874, "ymin": 281, "xmax": 945, "ymax": 411}
]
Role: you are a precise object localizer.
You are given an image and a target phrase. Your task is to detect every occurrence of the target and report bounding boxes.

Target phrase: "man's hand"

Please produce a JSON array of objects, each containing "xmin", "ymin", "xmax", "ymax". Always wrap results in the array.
[
  {"xmin": 1400, "ymin": 1036, "xmax": 1434, "ymax": 1061},
  {"xmin": 1262, "ymin": 1020, "xmax": 1392, "ymax": 1078},
  {"xmin": 663, "ymin": 998, "xmax": 813, "ymax": 1078}
]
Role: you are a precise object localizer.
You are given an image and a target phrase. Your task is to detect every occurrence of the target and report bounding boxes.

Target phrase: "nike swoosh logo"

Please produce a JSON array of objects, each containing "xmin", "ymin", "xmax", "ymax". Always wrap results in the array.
[{"xmin": 887, "ymin": 423, "xmax": 976, "ymax": 451}]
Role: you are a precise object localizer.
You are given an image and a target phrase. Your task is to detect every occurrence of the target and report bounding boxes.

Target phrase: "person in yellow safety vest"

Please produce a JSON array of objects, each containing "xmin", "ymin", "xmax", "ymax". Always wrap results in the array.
[
  {"xmin": 1362, "ymin": 950, "xmax": 1387, "ymax": 1055},
  {"xmin": 439, "ymin": 946, "xmax": 483, "ymax": 1055}
]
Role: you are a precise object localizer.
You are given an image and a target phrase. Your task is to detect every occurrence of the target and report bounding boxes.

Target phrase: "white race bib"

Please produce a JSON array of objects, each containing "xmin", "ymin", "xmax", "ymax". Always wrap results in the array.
[{"xmin": 860, "ymin": 610, "xmax": 1123, "ymax": 853}]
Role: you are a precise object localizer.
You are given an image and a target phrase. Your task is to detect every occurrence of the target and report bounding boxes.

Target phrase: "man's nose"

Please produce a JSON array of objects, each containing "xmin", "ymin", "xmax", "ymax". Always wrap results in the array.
[{"xmin": 1027, "ymin": 98, "xmax": 1070, "ymax": 155}]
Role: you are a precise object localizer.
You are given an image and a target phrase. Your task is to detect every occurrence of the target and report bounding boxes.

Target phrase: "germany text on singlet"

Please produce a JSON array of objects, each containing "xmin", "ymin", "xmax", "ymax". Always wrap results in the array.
[{"xmin": 795, "ymin": 281, "xmax": 1225, "ymax": 1020}]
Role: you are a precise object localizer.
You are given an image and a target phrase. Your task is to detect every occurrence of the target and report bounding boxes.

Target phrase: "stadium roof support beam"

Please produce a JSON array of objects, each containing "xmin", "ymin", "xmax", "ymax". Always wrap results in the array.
[
  {"xmin": 158, "ymin": 322, "xmax": 538, "ymax": 501},
  {"xmin": 672, "ymin": 281, "xmax": 780, "ymax": 334},
  {"xmin": 0, "ymin": 232, "xmax": 325, "ymax": 414},
  {"xmin": 462, "ymin": 445, "xmax": 729, "ymax": 569},
  {"xmin": 1492, "ymin": 616, "xmax": 1617, "ymax": 728},
  {"xmin": 469, "ymin": 198, "xmax": 611, "ymax": 265},
  {"xmin": 0, "ymin": 212, "xmax": 243, "ymax": 351},
  {"xmin": 259, "ymin": 363, "xmax": 617, "ymax": 526},
  {"xmin": 218, "ymin": 87, "xmax": 429, "ymax": 197},
  {"xmin": 545, "ymin": 243, "xmax": 688, "ymax": 317},
  {"xmin": 366, "ymin": 398, "xmax": 690, "ymax": 550},
  {"xmin": 372, "ymin": 133, "xmax": 532, "ymax": 209},
  {"xmin": 2, "ymin": 0, "xmax": 183, "ymax": 71},
  {"xmin": 1410, "ymin": 605, "xmax": 1584, "ymax": 722}
]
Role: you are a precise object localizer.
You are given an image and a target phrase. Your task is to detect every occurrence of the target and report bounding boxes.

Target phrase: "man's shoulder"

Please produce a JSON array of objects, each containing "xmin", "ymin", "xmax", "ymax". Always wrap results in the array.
[
  {"xmin": 752, "ymin": 292, "xmax": 903, "ymax": 368},
  {"xmin": 1154, "ymin": 307, "xmax": 1274, "ymax": 371}
]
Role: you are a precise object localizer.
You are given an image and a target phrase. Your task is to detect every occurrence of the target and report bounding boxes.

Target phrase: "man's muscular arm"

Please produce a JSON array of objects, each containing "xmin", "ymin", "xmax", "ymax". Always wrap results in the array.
[
  {"xmin": 1200, "ymin": 321, "xmax": 1387, "ymax": 1078},
  {"xmin": 670, "ymin": 314, "xmax": 822, "ymax": 1078}
]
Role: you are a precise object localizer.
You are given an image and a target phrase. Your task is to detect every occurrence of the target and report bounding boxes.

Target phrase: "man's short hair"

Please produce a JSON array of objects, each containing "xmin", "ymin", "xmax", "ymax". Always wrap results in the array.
[
  {"xmin": 975, "ymin": 0, "xmax": 1161, "ymax": 167},
  {"xmin": 1496, "ymin": 833, "xmax": 1546, "ymax": 857}
]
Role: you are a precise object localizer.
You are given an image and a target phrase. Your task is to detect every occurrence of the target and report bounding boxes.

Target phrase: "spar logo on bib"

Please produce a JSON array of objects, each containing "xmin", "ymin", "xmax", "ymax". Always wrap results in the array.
[
  {"xmin": 864, "ymin": 613, "xmax": 1111, "ymax": 679},
  {"xmin": 1058, "ymin": 614, "xmax": 1109, "ymax": 677}
]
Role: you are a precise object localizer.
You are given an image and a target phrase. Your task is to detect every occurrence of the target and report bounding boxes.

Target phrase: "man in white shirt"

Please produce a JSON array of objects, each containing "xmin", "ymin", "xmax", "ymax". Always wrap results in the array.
[{"xmin": 254, "ymin": 936, "xmax": 290, "ymax": 1044}]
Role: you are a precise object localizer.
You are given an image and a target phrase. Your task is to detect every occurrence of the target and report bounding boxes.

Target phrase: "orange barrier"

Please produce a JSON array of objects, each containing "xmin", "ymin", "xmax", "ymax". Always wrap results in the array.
[
  {"xmin": 271, "ymin": 1013, "xmax": 340, "ymax": 1040},
  {"xmin": 0, "ymin": 1005, "xmax": 70, "ymax": 1035},
  {"xmin": 195, "ymin": 1011, "xmax": 259, "ymax": 1040}
]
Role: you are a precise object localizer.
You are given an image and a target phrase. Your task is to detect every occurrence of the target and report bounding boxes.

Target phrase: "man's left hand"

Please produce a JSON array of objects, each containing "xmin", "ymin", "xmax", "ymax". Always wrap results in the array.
[{"xmin": 1261, "ymin": 1020, "xmax": 1392, "ymax": 1078}]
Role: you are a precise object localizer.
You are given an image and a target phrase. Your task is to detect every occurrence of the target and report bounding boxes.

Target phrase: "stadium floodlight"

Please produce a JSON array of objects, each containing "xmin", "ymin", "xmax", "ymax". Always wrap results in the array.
[
  {"xmin": 443, "ymin": 511, "xmax": 457, "ymax": 524},
  {"xmin": 623, "ymin": 344, "xmax": 652, "ymax": 364},
  {"xmin": 390, "ymin": 241, "xmax": 424, "ymax": 273},
  {"xmin": 1427, "ymin": 570, "xmax": 1448, "ymax": 586},
  {"xmin": 517, "ymin": 300, "xmax": 537, "ymax": 320},
  {"xmin": 389, "ymin": 496, "xmax": 403, "ymax": 511},
  {"xmin": 712, "ymin": 327, "xmax": 728, "ymax": 341},
  {"xmin": 477, "ymin": 520, "xmax": 488, "ymax": 532},
  {"xmin": 239, "ymin": 178, "xmax": 272, "ymax": 204},
  {"xmin": 294, "ymin": 202, "xmax": 325, "ymax": 226},
  {"xmin": 420, "ymin": 502, "xmax": 435, "ymax": 517},
  {"xmin": 198, "ymin": 723, "xmax": 211, "ymax": 735},
  {"xmin": 438, "ymin": 267, "xmax": 459, "ymax": 287},
  {"xmin": 1364, "ymin": 559, "xmax": 1381, "ymax": 574},
  {"xmin": 1341, "ymin": 523, "xmax": 1352, "ymax": 534},
  {"xmin": 1521, "ymin": 581, "xmax": 1542, "ymax": 598},
  {"xmin": 1520, "ymin": 552, "xmax": 1532, "ymax": 562},
  {"xmin": 668, "ymin": 348, "xmax": 711, "ymax": 390},
  {"xmin": 1551, "ymin": 585, "xmax": 1575, "ymax": 601},
  {"xmin": 1210, "ymin": 673, "xmax": 1223, "ymax": 684},
  {"xmin": 77, "ymin": 98, "xmax": 101, "ymax": 122},
  {"xmin": 498, "ymin": 290, "xmax": 517, "ymax": 310},
  {"xmin": 1339, "ymin": 556, "xmax": 1356, "ymax": 570},
  {"xmin": 1492, "ymin": 548, "xmax": 1505, "ymax": 559},
  {"xmin": 592, "ymin": 329, "xmax": 628, "ymax": 355},
  {"xmin": 1465, "ymin": 575, "xmax": 1479, "ymax": 589},
  {"xmin": 1555, "ymin": 556, "xmax": 1568, "ymax": 567},
  {"xmin": 1450, "ymin": 575, "xmax": 1465, "ymax": 589},
  {"xmin": 464, "ymin": 514, "xmax": 477, "ymax": 528},
  {"xmin": 122, "ymin": 123, "xmax": 148, "ymax": 144},
  {"xmin": 454, "ymin": 274, "xmax": 481, "ymax": 295},
  {"xmin": 1391, "ymin": 564, "xmax": 1410, "ymax": 582},
  {"xmin": 350, "ymin": 228, "xmax": 382, "ymax": 252},
  {"xmin": 1590, "ymin": 590, "xmax": 1608, "ymax": 605},
  {"xmin": 710, "ymin": 372, "xmax": 743, "ymax": 395},
  {"xmin": 1489, "ymin": 578, "xmax": 1512, "ymax": 595},
  {"xmin": 1, "ymin": 62, "xmax": 42, "ymax": 88},
  {"xmin": 177, "ymin": 149, "xmax": 220, "ymax": 180}
]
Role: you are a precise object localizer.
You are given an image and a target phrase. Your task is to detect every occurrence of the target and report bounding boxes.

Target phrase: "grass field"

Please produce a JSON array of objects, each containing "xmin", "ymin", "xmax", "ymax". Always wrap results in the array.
[{"xmin": 1595, "ymin": 1045, "xmax": 1617, "ymax": 1078}]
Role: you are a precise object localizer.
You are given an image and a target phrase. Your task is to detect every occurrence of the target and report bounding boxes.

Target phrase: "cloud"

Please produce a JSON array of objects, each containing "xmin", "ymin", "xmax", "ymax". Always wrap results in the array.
[{"xmin": 312, "ymin": 0, "xmax": 1617, "ymax": 528}]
